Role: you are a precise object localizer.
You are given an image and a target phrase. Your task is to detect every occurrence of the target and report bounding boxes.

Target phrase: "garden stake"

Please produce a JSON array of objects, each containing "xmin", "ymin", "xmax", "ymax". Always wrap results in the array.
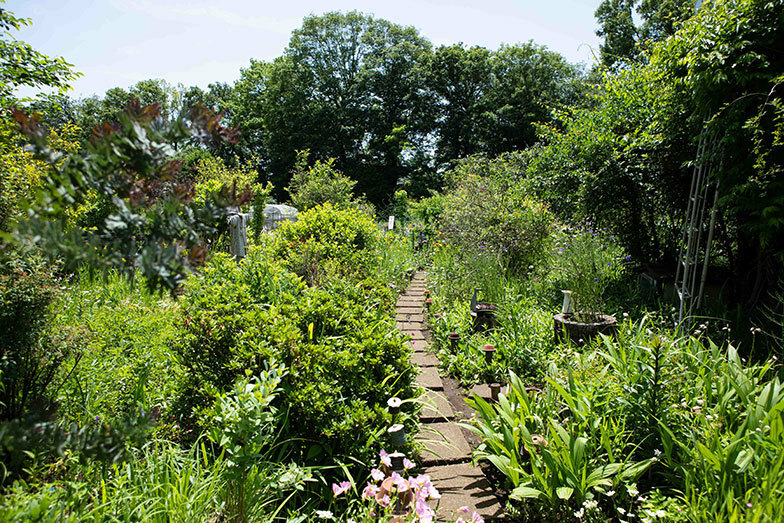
[
  {"xmin": 490, "ymin": 383, "xmax": 501, "ymax": 402},
  {"xmin": 389, "ymin": 452, "xmax": 405, "ymax": 474},
  {"xmin": 483, "ymin": 344, "xmax": 496, "ymax": 365},
  {"xmin": 388, "ymin": 423, "xmax": 406, "ymax": 448},
  {"xmin": 448, "ymin": 332, "xmax": 460, "ymax": 351},
  {"xmin": 388, "ymin": 452, "xmax": 410, "ymax": 519},
  {"xmin": 387, "ymin": 396, "xmax": 402, "ymax": 418}
]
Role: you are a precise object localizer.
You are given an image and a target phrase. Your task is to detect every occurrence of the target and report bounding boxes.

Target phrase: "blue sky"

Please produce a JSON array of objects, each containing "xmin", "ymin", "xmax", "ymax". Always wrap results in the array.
[{"xmin": 7, "ymin": 0, "xmax": 603, "ymax": 99}]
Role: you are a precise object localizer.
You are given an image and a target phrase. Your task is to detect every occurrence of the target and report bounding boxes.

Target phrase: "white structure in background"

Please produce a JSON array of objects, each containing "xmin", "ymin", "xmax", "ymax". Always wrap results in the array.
[
  {"xmin": 258, "ymin": 204, "xmax": 298, "ymax": 232},
  {"xmin": 388, "ymin": 215, "xmax": 395, "ymax": 231}
]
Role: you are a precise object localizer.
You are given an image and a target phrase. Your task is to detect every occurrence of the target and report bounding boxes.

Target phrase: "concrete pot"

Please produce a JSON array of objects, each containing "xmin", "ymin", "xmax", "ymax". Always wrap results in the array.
[{"xmin": 553, "ymin": 313, "xmax": 617, "ymax": 346}]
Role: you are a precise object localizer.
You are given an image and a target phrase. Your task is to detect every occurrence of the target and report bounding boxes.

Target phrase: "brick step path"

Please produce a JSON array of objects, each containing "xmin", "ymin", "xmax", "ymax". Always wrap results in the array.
[{"xmin": 396, "ymin": 272, "xmax": 504, "ymax": 521}]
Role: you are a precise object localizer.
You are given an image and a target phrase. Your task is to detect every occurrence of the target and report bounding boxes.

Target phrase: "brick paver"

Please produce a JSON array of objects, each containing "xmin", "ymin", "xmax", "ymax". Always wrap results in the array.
[
  {"xmin": 395, "ymin": 272, "xmax": 504, "ymax": 520},
  {"xmin": 429, "ymin": 463, "xmax": 505, "ymax": 520}
]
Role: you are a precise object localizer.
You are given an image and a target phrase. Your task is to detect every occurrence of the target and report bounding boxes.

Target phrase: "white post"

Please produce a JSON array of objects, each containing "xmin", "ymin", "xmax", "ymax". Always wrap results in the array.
[
  {"xmin": 561, "ymin": 290, "xmax": 574, "ymax": 314},
  {"xmin": 388, "ymin": 215, "xmax": 395, "ymax": 231}
]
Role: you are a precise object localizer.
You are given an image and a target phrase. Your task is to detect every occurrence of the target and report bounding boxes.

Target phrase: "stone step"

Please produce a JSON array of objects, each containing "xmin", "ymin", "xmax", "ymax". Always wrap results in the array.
[
  {"xmin": 405, "ymin": 330, "xmax": 425, "ymax": 341},
  {"xmin": 397, "ymin": 299, "xmax": 425, "ymax": 307},
  {"xmin": 426, "ymin": 463, "xmax": 504, "ymax": 521},
  {"xmin": 411, "ymin": 351, "xmax": 439, "ymax": 367},
  {"xmin": 416, "ymin": 366, "xmax": 444, "ymax": 390},
  {"xmin": 396, "ymin": 321, "xmax": 426, "ymax": 331},
  {"xmin": 419, "ymin": 390, "xmax": 454, "ymax": 422},
  {"xmin": 397, "ymin": 306, "xmax": 424, "ymax": 314},
  {"xmin": 416, "ymin": 422, "xmax": 471, "ymax": 465},
  {"xmin": 409, "ymin": 339, "xmax": 429, "ymax": 352},
  {"xmin": 396, "ymin": 313, "xmax": 424, "ymax": 322}
]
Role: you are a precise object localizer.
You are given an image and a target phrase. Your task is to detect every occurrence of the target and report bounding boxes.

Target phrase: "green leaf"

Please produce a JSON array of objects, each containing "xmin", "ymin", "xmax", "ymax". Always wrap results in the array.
[
  {"xmin": 556, "ymin": 486, "xmax": 574, "ymax": 500},
  {"xmin": 510, "ymin": 486, "xmax": 544, "ymax": 500}
]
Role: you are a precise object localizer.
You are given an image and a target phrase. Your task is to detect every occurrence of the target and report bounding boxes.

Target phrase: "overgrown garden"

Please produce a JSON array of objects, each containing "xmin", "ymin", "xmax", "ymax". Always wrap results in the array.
[{"xmin": 1, "ymin": 0, "xmax": 783, "ymax": 521}]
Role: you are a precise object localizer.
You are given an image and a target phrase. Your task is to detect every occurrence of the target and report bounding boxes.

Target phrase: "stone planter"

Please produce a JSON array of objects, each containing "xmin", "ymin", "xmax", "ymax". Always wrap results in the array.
[
  {"xmin": 471, "ymin": 304, "xmax": 497, "ymax": 332},
  {"xmin": 553, "ymin": 313, "xmax": 617, "ymax": 346}
]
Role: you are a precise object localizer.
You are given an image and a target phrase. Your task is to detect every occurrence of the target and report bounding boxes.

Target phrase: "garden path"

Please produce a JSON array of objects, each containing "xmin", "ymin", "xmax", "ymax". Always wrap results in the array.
[{"xmin": 396, "ymin": 273, "xmax": 504, "ymax": 521}]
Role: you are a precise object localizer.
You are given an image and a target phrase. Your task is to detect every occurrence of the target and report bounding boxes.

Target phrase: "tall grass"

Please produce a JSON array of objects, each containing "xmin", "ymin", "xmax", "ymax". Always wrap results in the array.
[{"xmin": 52, "ymin": 270, "xmax": 181, "ymax": 425}]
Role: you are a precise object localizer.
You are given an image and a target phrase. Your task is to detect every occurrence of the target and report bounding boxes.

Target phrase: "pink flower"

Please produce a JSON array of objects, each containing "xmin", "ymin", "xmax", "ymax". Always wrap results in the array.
[
  {"xmin": 403, "ymin": 458, "xmax": 415, "ymax": 470},
  {"xmin": 415, "ymin": 498, "xmax": 435, "ymax": 523},
  {"xmin": 409, "ymin": 474, "xmax": 429, "ymax": 490},
  {"xmin": 379, "ymin": 494, "xmax": 391, "ymax": 507},
  {"xmin": 391, "ymin": 471, "xmax": 408, "ymax": 491},
  {"xmin": 370, "ymin": 468, "xmax": 385, "ymax": 482},
  {"xmin": 458, "ymin": 506, "xmax": 470, "ymax": 513},
  {"xmin": 379, "ymin": 449, "xmax": 392, "ymax": 467},
  {"xmin": 332, "ymin": 481, "xmax": 351, "ymax": 497},
  {"xmin": 471, "ymin": 511, "xmax": 484, "ymax": 523},
  {"xmin": 362, "ymin": 482, "xmax": 379, "ymax": 499}
]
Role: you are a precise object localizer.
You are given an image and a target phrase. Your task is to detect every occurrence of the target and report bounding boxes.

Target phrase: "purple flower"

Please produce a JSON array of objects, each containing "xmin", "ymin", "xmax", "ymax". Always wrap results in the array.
[
  {"xmin": 379, "ymin": 449, "xmax": 392, "ymax": 467},
  {"xmin": 625, "ymin": 255, "xmax": 631, "ymax": 260}
]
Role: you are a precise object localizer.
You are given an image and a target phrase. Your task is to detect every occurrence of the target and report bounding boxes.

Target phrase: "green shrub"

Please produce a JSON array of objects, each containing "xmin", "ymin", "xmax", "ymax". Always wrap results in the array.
[
  {"xmin": 286, "ymin": 151, "xmax": 363, "ymax": 212},
  {"xmin": 440, "ymin": 165, "xmax": 555, "ymax": 275},
  {"xmin": 175, "ymin": 247, "xmax": 416, "ymax": 463},
  {"xmin": 273, "ymin": 203, "xmax": 381, "ymax": 285},
  {"xmin": 0, "ymin": 257, "xmax": 81, "ymax": 421},
  {"xmin": 550, "ymin": 228, "xmax": 628, "ymax": 321}
]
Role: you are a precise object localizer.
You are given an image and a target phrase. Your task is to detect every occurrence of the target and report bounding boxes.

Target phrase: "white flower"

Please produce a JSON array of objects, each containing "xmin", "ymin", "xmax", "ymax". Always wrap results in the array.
[
  {"xmin": 583, "ymin": 499, "xmax": 598, "ymax": 510},
  {"xmin": 653, "ymin": 449, "xmax": 662, "ymax": 456},
  {"xmin": 574, "ymin": 508, "xmax": 584, "ymax": 519},
  {"xmin": 627, "ymin": 485, "xmax": 639, "ymax": 497},
  {"xmin": 315, "ymin": 510, "xmax": 334, "ymax": 519},
  {"xmin": 605, "ymin": 490, "xmax": 616, "ymax": 497},
  {"xmin": 618, "ymin": 507, "xmax": 627, "ymax": 515}
]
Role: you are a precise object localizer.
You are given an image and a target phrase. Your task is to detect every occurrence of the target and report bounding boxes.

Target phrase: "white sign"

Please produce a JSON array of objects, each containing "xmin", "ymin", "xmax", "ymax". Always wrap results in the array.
[{"xmin": 388, "ymin": 215, "xmax": 395, "ymax": 230}]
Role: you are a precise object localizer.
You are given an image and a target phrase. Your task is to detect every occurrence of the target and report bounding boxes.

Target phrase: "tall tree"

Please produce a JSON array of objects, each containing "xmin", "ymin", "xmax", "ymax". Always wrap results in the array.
[
  {"xmin": 426, "ymin": 43, "xmax": 583, "ymax": 167},
  {"xmin": 233, "ymin": 11, "xmax": 433, "ymax": 204},
  {"xmin": 595, "ymin": 0, "xmax": 695, "ymax": 67},
  {"xmin": 0, "ymin": 4, "xmax": 80, "ymax": 103},
  {"xmin": 427, "ymin": 44, "xmax": 493, "ymax": 165}
]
